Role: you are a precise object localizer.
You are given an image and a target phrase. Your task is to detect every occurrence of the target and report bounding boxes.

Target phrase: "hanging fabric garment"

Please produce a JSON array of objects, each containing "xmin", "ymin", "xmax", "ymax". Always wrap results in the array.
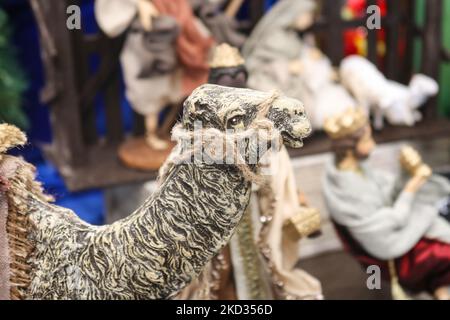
[{"xmin": 152, "ymin": 0, "xmax": 214, "ymax": 95}]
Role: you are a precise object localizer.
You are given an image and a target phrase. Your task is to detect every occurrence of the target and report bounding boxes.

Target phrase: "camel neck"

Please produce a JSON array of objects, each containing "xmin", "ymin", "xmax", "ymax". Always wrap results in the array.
[{"xmin": 120, "ymin": 162, "xmax": 252, "ymax": 298}]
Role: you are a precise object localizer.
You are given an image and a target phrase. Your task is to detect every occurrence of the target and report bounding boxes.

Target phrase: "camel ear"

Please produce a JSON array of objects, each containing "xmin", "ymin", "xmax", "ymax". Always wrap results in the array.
[{"xmin": 181, "ymin": 98, "xmax": 198, "ymax": 128}]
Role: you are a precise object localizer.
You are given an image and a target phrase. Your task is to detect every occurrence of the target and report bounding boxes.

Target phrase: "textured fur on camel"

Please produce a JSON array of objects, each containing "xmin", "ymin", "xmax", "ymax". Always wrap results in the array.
[{"xmin": 0, "ymin": 84, "xmax": 310, "ymax": 299}]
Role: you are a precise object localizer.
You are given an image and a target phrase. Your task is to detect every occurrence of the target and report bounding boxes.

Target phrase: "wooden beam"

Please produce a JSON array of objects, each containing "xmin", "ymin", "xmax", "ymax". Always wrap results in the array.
[
  {"xmin": 43, "ymin": 142, "xmax": 157, "ymax": 191},
  {"xmin": 289, "ymin": 119, "xmax": 450, "ymax": 159},
  {"xmin": 79, "ymin": 33, "xmax": 125, "ymax": 144},
  {"xmin": 385, "ymin": 0, "xmax": 400, "ymax": 80},
  {"xmin": 132, "ymin": 111, "xmax": 146, "ymax": 137},
  {"xmin": 421, "ymin": 0, "xmax": 443, "ymax": 119},
  {"xmin": 442, "ymin": 47, "xmax": 450, "ymax": 62},
  {"xmin": 366, "ymin": 0, "xmax": 378, "ymax": 64},
  {"xmin": 39, "ymin": 0, "xmax": 87, "ymax": 167},
  {"xmin": 44, "ymin": 118, "xmax": 450, "ymax": 192},
  {"xmin": 323, "ymin": 0, "xmax": 344, "ymax": 66},
  {"xmin": 104, "ymin": 71, "xmax": 124, "ymax": 143},
  {"xmin": 72, "ymin": 10, "xmax": 98, "ymax": 145},
  {"xmin": 29, "ymin": 0, "xmax": 57, "ymax": 57},
  {"xmin": 401, "ymin": 0, "xmax": 416, "ymax": 83}
]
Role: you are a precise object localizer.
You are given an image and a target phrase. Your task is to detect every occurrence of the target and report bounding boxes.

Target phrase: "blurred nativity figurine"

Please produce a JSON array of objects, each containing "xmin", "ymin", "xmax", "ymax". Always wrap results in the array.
[
  {"xmin": 176, "ymin": 44, "xmax": 323, "ymax": 300},
  {"xmin": 243, "ymin": 0, "xmax": 438, "ymax": 132},
  {"xmin": 190, "ymin": 0, "xmax": 246, "ymax": 48},
  {"xmin": 322, "ymin": 108, "xmax": 450, "ymax": 300},
  {"xmin": 95, "ymin": 0, "xmax": 245, "ymax": 170},
  {"xmin": 243, "ymin": 0, "xmax": 356, "ymax": 131}
]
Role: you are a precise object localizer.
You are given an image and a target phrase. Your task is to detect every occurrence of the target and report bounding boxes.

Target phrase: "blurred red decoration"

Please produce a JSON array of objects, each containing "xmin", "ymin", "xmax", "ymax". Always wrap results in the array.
[{"xmin": 342, "ymin": 0, "xmax": 387, "ymax": 59}]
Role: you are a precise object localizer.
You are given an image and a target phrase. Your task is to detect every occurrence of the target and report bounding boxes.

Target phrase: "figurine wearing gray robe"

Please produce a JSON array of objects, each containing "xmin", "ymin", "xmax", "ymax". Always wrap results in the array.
[{"xmin": 323, "ymin": 161, "xmax": 450, "ymax": 260}]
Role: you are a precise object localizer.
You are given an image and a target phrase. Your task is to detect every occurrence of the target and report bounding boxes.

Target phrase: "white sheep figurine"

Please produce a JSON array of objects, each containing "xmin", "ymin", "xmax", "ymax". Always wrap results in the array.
[
  {"xmin": 340, "ymin": 55, "xmax": 439, "ymax": 129},
  {"xmin": 293, "ymin": 46, "xmax": 358, "ymax": 130}
]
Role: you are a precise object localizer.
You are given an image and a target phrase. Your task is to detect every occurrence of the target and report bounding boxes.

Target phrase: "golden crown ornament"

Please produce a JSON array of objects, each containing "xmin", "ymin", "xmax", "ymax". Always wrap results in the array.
[
  {"xmin": 209, "ymin": 43, "xmax": 245, "ymax": 69},
  {"xmin": 324, "ymin": 108, "xmax": 368, "ymax": 139}
]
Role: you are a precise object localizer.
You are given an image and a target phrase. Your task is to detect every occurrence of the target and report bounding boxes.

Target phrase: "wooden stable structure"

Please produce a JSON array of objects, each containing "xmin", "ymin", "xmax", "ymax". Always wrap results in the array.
[{"xmin": 31, "ymin": 0, "xmax": 450, "ymax": 191}]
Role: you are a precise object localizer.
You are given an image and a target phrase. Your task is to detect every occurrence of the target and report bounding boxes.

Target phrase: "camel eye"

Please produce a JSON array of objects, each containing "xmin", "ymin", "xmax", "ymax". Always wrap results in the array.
[
  {"xmin": 295, "ymin": 109, "xmax": 305, "ymax": 117},
  {"xmin": 227, "ymin": 115, "xmax": 244, "ymax": 129}
]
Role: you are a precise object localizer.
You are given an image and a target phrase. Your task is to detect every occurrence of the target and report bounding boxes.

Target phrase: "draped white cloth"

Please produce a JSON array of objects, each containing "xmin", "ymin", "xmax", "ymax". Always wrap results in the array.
[{"xmin": 257, "ymin": 146, "xmax": 323, "ymax": 299}]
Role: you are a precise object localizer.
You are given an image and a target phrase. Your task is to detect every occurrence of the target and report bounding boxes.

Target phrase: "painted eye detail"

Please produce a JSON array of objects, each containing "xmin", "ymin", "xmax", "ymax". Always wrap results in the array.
[
  {"xmin": 295, "ymin": 109, "xmax": 305, "ymax": 117},
  {"xmin": 228, "ymin": 115, "xmax": 244, "ymax": 128}
]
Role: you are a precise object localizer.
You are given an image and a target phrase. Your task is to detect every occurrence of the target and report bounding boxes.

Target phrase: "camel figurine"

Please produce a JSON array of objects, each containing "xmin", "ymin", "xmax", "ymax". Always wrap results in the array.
[{"xmin": 0, "ymin": 84, "xmax": 311, "ymax": 300}]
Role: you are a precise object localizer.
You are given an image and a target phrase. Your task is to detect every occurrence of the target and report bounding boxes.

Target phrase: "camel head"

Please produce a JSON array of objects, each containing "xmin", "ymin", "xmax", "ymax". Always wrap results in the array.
[{"xmin": 181, "ymin": 84, "xmax": 311, "ymax": 153}]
